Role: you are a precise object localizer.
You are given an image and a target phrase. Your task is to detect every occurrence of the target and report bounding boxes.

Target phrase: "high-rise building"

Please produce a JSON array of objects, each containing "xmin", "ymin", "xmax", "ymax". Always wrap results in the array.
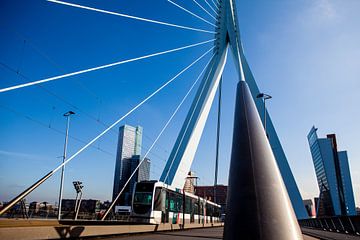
[
  {"xmin": 307, "ymin": 126, "xmax": 356, "ymax": 217},
  {"xmin": 303, "ymin": 199, "xmax": 316, "ymax": 218},
  {"xmin": 119, "ymin": 155, "xmax": 150, "ymax": 206},
  {"xmin": 112, "ymin": 125, "xmax": 143, "ymax": 205}
]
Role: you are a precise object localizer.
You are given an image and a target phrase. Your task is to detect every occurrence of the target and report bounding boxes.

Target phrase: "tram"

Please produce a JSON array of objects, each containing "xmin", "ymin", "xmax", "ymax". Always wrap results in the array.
[{"xmin": 130, "ymin": 180, "xmax": 221, "ymax": 224}]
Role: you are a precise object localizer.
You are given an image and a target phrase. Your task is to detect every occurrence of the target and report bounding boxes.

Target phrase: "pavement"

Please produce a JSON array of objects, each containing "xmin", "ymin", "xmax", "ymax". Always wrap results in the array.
[
  {"xmin": 95, "ymin": 227, "xmax": 320, "ymax": 240},
  {"xmin": 301, "ymin": 227, "xmax": 360, "ymax": 240}
]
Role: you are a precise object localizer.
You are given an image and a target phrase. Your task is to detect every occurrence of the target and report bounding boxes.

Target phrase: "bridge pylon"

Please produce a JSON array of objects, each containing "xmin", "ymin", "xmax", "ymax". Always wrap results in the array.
[{"xmin": 160, "ymin": 0, "xmax": 307, "ymax": 220}]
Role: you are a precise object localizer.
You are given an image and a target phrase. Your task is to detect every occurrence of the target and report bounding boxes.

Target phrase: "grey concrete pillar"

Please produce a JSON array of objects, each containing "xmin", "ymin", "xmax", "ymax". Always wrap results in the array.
[{"xmin": 223, "ymin": 80, "xmax": 303, "ymax": 240}]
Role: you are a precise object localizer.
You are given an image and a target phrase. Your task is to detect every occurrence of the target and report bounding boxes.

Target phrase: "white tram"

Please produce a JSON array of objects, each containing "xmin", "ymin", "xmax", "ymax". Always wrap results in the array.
[{"xmin": 130, "ymin": 180, "xmax": 221, "ymax": 224}]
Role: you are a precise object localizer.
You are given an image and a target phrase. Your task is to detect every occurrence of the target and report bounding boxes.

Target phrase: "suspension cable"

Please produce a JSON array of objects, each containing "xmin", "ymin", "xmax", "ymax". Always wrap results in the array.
[
  {"xmin": 163, "ymin": 57, "xmax": 216, "ymax": 184},
  {"xmin": 204, "ymin": 0, "xmax": 218, "ymax": 15},
  {"xmin": 47, "ymin": 0, "xmax": 215, "ymax": 34},
  {"xmin": 0, "ymin": 39, "xmax": 214, "ymax": 93},
  {"xmin": 192, "ymin": 0, "xmax": 217, "ymax": 21},
  {"xmin": 211, "ymin": 0, "xmax": 220, "ymax": 11},
  {"xmin": 1, "ymin": 61, "xmax": 172, "ymax": 158},
  {"xmin": 0, "ymin": 46, "xmax": 214, "ymax": 216},
  {"xmin": 101, "ymin": 53, "xmax": 215, "ymax": 220},
  {"xmin": 167, "ymin": 0, "xmax": 216, "ymax": 28}
]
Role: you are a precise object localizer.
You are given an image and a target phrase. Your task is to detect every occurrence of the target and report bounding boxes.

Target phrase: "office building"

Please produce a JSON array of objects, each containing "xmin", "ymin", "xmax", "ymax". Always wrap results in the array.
[
  {"xmin": 112, "ymin": 125, "xmax": 143, "ymax": 205},
  {"xmin": 307, "ymin": 126, "xmax": 356, "ymax": 217},
  {"xmin": 195, "ymin": 185, "xmax": 228, "ymax": 214},
  {"xmin": 303, "ymin": 199, "xmax": 316, "ymax": 218},
  {"xmin": 118, "ymin": 155, "xmax": 150, "ymax": 206}
]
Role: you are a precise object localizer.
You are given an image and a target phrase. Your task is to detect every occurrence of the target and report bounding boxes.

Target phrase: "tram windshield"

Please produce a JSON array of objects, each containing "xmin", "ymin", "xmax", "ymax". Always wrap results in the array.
[
  {"xmin": 134, "ymin": 192, "xmax": 152, "ymax": 205},
  {"xmin": 132, "ymin": 181, "xmax": 155, "ymax": 214}
]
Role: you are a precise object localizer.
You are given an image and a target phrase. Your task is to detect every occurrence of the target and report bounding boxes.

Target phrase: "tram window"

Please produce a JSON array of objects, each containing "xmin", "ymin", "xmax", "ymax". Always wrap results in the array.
[
  {"xmin": 154, "ymin": 187, "xmax": 162, "ymax": 211},
  {"xmin": 169, "ymin": 192, "xmax": 176, "ymax": 211},
  {"xmin": 193, "ymin": 199, "xmax": 198, "ymax": 214},
  {"xmin": 133, "ymin": 192, "xmax": 152, "ymax": 205},
  {"xmin": 176, "ymin": 194, "xmax": 183, "ymax": 212},
  {"xmin": 185, "ymin": 196, "xmax": 191, "ymax": 214}
]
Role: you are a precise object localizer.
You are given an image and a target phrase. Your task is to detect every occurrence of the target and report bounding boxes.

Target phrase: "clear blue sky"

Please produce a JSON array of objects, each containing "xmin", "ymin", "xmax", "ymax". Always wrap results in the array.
[{"xmin": 0, "ymin": 0, "xmax": 359, "ymax": 207}]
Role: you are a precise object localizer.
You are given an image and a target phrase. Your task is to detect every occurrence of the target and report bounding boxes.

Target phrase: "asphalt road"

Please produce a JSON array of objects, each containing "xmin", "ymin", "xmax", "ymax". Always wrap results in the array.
[{"xmin": 97, "ymin": 227, "xmax": 321, "ymax": 240}]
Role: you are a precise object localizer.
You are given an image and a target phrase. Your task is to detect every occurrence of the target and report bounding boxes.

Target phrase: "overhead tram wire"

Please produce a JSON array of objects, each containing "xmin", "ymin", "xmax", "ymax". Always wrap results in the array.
[
  {"xmin": 102, "ymin": 52, "xmax": 215, "ymax": 220},
  {"xmin": 203, "ymin": 0, "xmax": 218, "ymax": 15},
  {"xmin": 46, "ymin": 0, "xmax": 215, "ymax": 34},
  {"xmin": 0, "ymin": 46, "xmax": 215, "ymax": 216},
  {"xmin": 0, "ymin": 61, "xmax": 116, "ymax": 139},
  {"xmin": 0, "ymin": 62, "xmax": 172, "ymax": 159},
  {"xmin": 0, "ymin": 62, "xmax": 173, "ymax": 167},
  {"xmin": 166, "ymin": 0, "xmax": 216, "ymax": 28},
  {"xmin": 191, "ymin": 0, "xmax": 217, "ymax": 21},
  {"xmin": 0, "ymin": 39, "xmax": 214, "ymax": 93},
  {"xmin": 2, "ymin": 26, "xmax": 103, "ymax": 102},
  {"xmin": 0, "ymin": 104, "xmax": 115, "ymax": 157}
]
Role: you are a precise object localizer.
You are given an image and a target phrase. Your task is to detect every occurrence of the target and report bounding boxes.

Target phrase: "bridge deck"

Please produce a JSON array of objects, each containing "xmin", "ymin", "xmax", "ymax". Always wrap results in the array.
[
  {"xmin": 96, "ymin": 227, "xmax": 320, "ymax": 240},
  {"xmin": 1, "ymin": 219, "xmax": 358, "ymax": 239}
]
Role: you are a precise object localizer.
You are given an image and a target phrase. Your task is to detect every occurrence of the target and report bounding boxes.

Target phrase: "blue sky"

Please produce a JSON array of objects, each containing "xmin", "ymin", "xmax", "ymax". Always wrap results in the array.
[{"xmin": 0, "ymin": 0, "xmax": 359, "ymax": 207}]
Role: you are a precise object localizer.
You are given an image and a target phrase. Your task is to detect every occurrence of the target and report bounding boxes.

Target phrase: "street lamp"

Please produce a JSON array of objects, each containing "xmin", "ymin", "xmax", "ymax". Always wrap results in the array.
[
  {"xmin": 256, "ymin": 93, "xmax": 272, "ymax": 138},
  {"xmin": 72, "ymin": 181, "xmax": 83, "ymax": 220},
  {"xmin": 58, "ymin": 111, "xmax": 75, "ymax": 220}
]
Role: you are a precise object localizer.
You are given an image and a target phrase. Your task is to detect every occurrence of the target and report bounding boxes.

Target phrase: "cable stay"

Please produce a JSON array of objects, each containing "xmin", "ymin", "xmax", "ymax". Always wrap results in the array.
[
  {"xmin": 211, "ymin": 0, "xmax": 220, "ymax": 11},
  {"xmin": 192, "ymin": 0, "xmax": 217, "ymax": 21},
  {"xmin": 163, "ymin": 56, "xmax": 216, "ymax": 184},
  {"xmin": 6, "ymin": 27, "xmax": 102, "ymax": 102},
  {"xmin": 102, "ymin": 52, "xmax": 215, "ymax": 220},
  {"xmin": 0, "ymin": 46, "xmax": 214, "ymax": 216},
  {"xmin": 0, "ymin": 39, "xmax": 214, "ymax": 93},
  {"xmin": 46, "ymin": 0, "xmax": 215, "ymax": 34},
  {"xmin": 167, "ymin": 0, "xmax": 216, "ymax": 28},
  {"xmin": 204, "ymin": 0, "xmax": 218, "ymax": 15},
  {"xmin": 1, "ymin": 61, "xmax": 174, "ymax": 158}
]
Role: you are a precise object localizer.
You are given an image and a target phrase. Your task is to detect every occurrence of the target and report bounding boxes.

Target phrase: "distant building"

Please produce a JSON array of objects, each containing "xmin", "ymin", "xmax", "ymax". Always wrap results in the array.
[
  {"xmin": 112, "ymin": 125, "xmax": 143, "ymax": 205},
  {"xmin": 307, "ymin": 126, "xmax": 356, "ymax": 217},
  {"xmin": 303, "ymin": 199, "xmax": 316, "ymax": 218},
  {"xmin": 119, "ymin": 155, "xmax": 150, "ymax": 206},
  {"xmin": 195, "ymin": 185, "xmax": 228, "ymax": 214},
  {"xmin": 184, "ymin": 171, "xmax": 197, "ymax": 194},
  {"xmin": 61, "ymin": 199, "xmax": 100, "ymax": 214}
]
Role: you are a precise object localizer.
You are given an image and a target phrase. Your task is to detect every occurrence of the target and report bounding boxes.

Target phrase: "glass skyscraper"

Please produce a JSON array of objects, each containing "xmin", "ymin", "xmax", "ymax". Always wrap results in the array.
[
  {"xmin": 307, "ymin": 126, "xmax": 356, "ymax": 217},
  {"xmin": 112, "ymin": 125, "xmax": 143, "ymax": 205},
  {"xmin": 120, "ymin": 155, "xmax": 150, "ymax": 206}
]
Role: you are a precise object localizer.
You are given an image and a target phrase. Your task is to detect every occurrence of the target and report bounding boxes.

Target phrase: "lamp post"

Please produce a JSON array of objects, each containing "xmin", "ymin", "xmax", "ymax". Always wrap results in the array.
[
  {"xmin": 256, "ymin": 93, "xmax": 272, "ymax": 137},
  {"xmin": 58, "ymin": 111, "xmax": 75, "ymax": 220}
]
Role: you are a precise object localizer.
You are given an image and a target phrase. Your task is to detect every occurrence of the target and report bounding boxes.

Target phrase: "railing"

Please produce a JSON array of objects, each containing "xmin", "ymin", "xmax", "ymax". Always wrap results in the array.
[{"xmin": 299, "ymin": 215, "xmax": 360, "ymax": 236}]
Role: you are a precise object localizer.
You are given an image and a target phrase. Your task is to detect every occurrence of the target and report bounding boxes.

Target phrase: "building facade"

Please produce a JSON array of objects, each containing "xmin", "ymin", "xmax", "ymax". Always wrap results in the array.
[
  {"xmin": 194, "ymin": 185, "xmax": 228, "ymax": 214},
  {"xmin": 183, "ymin": 171, "xmax": 197, "ymax": 194},
  {"xmin": 307, "ymin": 126, "xmax": 356, "ymax": 217},
  {"xmin": 303, "ymin": 199, "xmax": 316, "ymax": 218},
  {"xmin": 112, "ymin": 125, "xmax": 143, "ymax": 205},
  {"xmin": 119, "ymin": 155, "xmax": 150, "ymax": 206}
]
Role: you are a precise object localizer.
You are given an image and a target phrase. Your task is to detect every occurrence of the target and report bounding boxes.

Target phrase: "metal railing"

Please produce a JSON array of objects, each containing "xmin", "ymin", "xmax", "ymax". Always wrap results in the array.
[{"xmin": 299, "ymin": 215, "xmax": 360, "ymax": 236}]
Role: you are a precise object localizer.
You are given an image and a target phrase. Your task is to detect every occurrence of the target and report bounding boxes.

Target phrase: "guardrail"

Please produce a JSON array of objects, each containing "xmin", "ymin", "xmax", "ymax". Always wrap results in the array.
[{"xmin": 299, "ymin": 215, "xmax": 360, "ymax": 236}]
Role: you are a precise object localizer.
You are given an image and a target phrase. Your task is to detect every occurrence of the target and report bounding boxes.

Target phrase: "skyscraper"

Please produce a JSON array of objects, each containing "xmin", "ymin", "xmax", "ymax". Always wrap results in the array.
[
  {"xmin": 119, "ymin": 155, "xmax": 150, "ymax": 206},
  {"xmin": 112, "ymin": 125, "xmax": 143, "ymax": 205},
  {"xmin": 307, "ymin": 126, "xmax": 356, "ymax": 217}
]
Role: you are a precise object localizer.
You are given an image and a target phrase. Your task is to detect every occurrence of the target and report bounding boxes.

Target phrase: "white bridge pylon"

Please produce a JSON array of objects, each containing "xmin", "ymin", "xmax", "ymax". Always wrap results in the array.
[{"xmin": 160, "ymin": 0, "xmax": 308, "ymax": 219}]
